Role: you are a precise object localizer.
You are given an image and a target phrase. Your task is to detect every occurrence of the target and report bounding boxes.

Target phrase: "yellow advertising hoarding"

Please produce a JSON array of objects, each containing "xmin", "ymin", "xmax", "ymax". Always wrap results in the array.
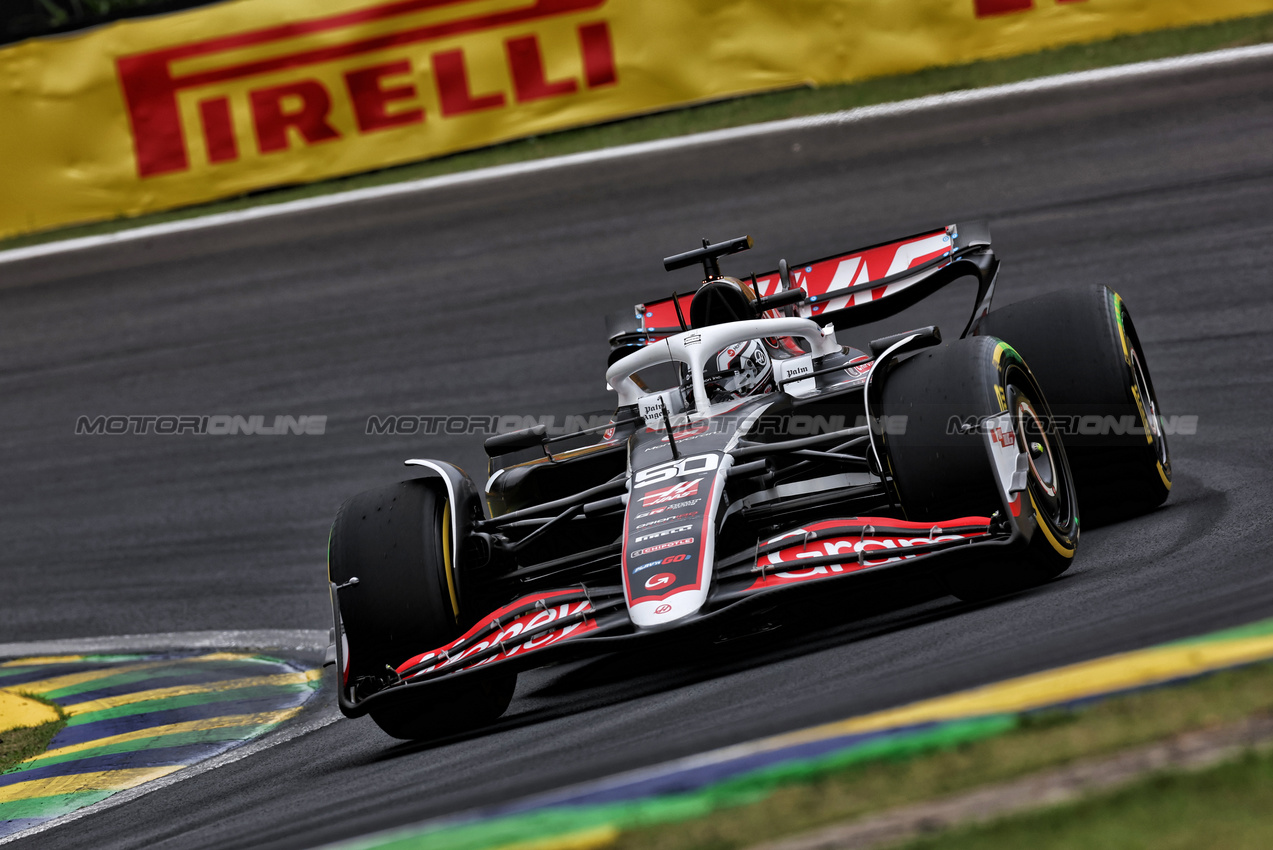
[{"xmin": 0, "ymin": 0, "xmax": 1268, "ymax": 239}]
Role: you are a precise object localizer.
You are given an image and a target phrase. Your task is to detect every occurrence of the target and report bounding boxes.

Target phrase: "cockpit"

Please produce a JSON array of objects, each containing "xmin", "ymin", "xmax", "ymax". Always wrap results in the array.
[{"xmin": 606, "ymin": 317, "xmax": 842, "ymax": 427}]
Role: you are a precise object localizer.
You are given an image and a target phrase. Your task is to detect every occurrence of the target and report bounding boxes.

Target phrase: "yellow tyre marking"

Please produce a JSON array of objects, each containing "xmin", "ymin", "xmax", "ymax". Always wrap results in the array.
[
  {"xmin": 441, "ymin": 500, "xmax": 460, "ymax": 621},
  {"xmin": 1029, "ymin": 492, "xmax": 1075, "ymax": 559},
  {"xmin": 1116, "ymin": 294, "xmax": 1171, "ymax": 483},
  {"xmin": 994, "ymin": 340, "xmax": 1016, "ymax": 411},
  {"xmin": 1113, "ymin": 293, "xmax": 1130, "ymax": 361},
  {"xmin": 1117, "ymin": 295, "xmax": 1156, "ymax": 448},
  {"xmin": 1130, "ymin": 383, "xmax": 1154, "ymax": 446}
]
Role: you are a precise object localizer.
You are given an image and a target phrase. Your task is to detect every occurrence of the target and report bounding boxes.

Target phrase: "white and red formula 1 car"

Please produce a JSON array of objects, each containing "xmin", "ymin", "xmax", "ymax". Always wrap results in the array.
[{"xmin": 326, "ymin": 222, "xmax": 1171, "ymax": 739}]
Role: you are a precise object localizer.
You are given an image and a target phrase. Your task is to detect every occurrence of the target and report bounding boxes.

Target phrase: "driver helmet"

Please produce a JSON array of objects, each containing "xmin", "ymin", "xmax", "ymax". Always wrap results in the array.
[{"xmin": 705, "ymin": 339, "xmax": 774, "ymax": 403}]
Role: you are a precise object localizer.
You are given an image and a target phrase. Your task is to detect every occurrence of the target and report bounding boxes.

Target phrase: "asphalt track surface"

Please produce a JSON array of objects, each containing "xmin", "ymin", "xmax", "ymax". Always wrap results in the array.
[{"xmin": 2, "ymin": 54, "xmax": 1272, "ymax": 849}]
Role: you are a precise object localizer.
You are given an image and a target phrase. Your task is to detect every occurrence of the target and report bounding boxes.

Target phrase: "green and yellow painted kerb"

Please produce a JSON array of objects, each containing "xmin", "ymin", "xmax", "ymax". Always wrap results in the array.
[
  {"xmin": 331, "ymin": 618, "xmax": 1273, "ymax": 850},
  {"xmin": 0, "ymin": 652, "xmax": 321, "ymax": 839}
]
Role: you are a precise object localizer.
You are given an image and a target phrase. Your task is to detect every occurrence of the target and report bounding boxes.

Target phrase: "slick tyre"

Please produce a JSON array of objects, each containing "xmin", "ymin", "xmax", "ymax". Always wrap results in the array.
[
  {"xmin": 329, "ymin": 478, "xmax": 515, "ymax": 740},
  {"xmin": 880, "ymin": 336, "xmax": 1080, "ymax": 601},
  {"xmin": 975, "ymin": 286, "xmax": 1170, "ymax": 525}
]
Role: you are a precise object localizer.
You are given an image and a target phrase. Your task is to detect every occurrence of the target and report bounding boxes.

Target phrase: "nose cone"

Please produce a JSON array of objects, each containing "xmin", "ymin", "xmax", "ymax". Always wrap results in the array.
[
  {"xmin": 629, "ymin": 585, "xmax": 709, "ymax": 629},
  {"xmin": 623, "ymin": 452, "xmax": 729, "ymax": 629}
]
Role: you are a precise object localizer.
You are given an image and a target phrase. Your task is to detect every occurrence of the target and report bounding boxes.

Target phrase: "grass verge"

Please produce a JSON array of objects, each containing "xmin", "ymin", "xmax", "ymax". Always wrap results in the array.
[
  {"xmin": 608, "ymin": 660, "xmax": 1273, "ymax": 850},
  {"xmin": 899, "ymin": 748, "xmax": 1273, "ymax": 850},
  {"xmin": 0, "ymin": 695, "xmax": 66, "ymax": 773},
  {"xmin": 3, "ymin": 12, "xmax": 1273, "ymax": 253}
]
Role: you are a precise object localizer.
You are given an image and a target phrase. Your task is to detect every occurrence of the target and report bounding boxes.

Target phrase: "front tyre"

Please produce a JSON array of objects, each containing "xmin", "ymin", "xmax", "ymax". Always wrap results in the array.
[
  {"xmin": 880, "ymin": 336, "xmax": 1079, "ymax": 600},
  {"xmin": 328, "ymin": 478, "xmax": 515, "ymax": 739}
]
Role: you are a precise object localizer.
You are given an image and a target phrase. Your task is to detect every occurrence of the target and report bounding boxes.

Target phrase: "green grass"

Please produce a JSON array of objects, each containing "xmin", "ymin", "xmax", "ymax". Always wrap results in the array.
[
  {"xmin": 900, "ymin": 749, "xmax": 1273, "ymax": 850},
  {"xmin": 608, "ymin": 661, "xmax": 1273, "ymax": 850},
  {"xmin": 3, "ymin": 11, "xmax": 1272, "ymax": 252},
  {"xmin": 0, "ymin": 695, "xmax": 66, "ymax": 774}
]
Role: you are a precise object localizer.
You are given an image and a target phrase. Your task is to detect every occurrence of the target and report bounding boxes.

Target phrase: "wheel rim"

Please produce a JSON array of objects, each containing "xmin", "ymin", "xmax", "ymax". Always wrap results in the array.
[
  {"xmin": 1016, "ymin": 398, "xmax": 1057, "ymax": 500},
  {"xmin": 1008, "ymin": 378, "xmax": 1075, "ymax": 538}
]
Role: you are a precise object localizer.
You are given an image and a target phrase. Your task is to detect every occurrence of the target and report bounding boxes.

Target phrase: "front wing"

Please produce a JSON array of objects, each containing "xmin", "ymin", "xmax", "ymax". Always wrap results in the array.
[{"xmin": 332, "ymin": 415, "xmax": 1035, "ymax": 717}]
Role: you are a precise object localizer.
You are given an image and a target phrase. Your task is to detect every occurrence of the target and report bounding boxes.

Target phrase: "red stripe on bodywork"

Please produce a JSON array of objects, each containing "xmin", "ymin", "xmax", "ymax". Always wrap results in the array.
[
  {"xmin": 746, "ymin": 516, "xmax": 991, "ymax": 591},
  {"xmin": 752, "ymin": 230, "xmax": 949, "ymax": 306},
  {"xmin": 397, "ymin": 588, "xmax": 592, "ymax": 674}
]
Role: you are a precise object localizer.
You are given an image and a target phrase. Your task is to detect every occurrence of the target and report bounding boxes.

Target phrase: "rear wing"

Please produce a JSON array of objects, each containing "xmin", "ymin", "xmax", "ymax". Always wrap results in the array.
[
  {"xmin": 608, "ymin": 221, "xmax": 999, "ymax": 357},
  {"xmin": 759, "ymin": 222, "xmax": 996, "ymax": 328}
]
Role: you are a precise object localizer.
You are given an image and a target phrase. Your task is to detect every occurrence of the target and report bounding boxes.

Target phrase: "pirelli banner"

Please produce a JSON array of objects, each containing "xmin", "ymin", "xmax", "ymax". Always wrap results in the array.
[{"xmin": 1, "ymin": 0, "xmax": 1269, "ymax": 239}]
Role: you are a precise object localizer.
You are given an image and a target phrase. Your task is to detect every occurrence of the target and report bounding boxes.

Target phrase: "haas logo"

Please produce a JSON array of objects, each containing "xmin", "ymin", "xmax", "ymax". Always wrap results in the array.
[
  {"xmin": 991, "ymin": 426, "xmax": 1016, "ymax": 448},
  {"xmin": 640, "ymin": 478, "xmax": 702, "ymax": 507},
  {"xmin": 644, "ymin": 572, "xmax": 677, "ymax": 589}
]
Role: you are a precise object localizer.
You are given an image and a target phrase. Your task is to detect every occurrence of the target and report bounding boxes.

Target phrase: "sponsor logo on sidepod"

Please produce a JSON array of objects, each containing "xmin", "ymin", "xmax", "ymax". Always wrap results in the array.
[
  {"xmin": 634, "ymin": 498, "xmax": 702, "ymax": 519},
  {"xmin": 631, "ymin": 538, "xmax": 694, "ymax": 557},
  {"xmin": 632, "ymin": 553, "xmax": 690, "ymax": 573},
  {"xmin": 632, "ymin": 524, "xmax": 693, "ymax": 543},
  {"xmin": 640, "ymin": 479, "xmax": 702, "ymax": 507},
  {"xmin": 634, "ymin": 511, "xmax": 697, "ymax": 530}
]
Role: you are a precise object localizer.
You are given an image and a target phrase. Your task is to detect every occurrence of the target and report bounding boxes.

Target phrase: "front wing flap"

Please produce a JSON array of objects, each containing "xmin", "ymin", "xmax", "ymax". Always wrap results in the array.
[{"xmin": 395, "ymin": 588, "xmax": 624, "ymax": 682}]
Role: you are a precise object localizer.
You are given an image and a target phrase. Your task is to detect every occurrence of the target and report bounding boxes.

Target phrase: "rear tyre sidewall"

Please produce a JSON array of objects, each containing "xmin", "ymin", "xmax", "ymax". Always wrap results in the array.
[{"xmin": 975, "ymin": 285, "xmax": 1170, "ymax": 525}]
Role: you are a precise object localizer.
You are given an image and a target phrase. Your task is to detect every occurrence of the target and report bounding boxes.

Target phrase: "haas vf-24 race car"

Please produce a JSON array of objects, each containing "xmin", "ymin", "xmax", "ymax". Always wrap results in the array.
[{"xmin": 326, "ymin": 221, "xmax": 1171, "ymax": 739}]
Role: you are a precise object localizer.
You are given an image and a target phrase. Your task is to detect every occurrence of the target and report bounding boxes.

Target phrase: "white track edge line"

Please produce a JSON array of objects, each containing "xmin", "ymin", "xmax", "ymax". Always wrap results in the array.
[
  {"xmin": 2, "ymin": 41, "xmax": 1271, "ymax": 267},
  {"xmin": 0, "ymin": 629, "xmax": 328, "ymax": 658}
]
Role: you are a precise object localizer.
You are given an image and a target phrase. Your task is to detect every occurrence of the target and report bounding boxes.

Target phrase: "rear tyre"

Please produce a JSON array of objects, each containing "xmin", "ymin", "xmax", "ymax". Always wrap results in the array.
[
  {"xmin": 881, "ymin": 336, "xmax": 1080, "ymax": 601},
  {"xmin": 329, "ymin": 478, "xmax": 515, "ymax": 740},
  {"xmin": 975, "ymin": 286, "xmax": 1170, "ymax": 525}
]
